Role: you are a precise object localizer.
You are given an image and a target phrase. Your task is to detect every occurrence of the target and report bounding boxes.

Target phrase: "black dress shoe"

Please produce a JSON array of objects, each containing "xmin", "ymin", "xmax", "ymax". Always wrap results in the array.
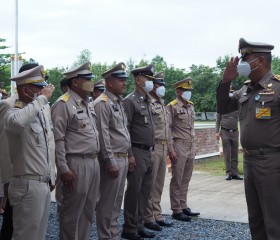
[
  {"xmin": 232, "ymin": 175, "xmax": 243, "ymax": 180},
  {"xmin": 183, "ymin": 208, "xmax": 200, "ymax": 217},
  {"xmin": 226, "ymin": 175, "xmax": 232, "ymax": 180},
  {"xmin": 121, "ymin": 232, "xmax": 142, "ymax": 240},
  {"xmin": 144, "ymin": 221, "xmax": 162, "ymax": 231},
  {"xmin": 156, "ymin": 220, "xmax": 173, "ymax": 227},
  {"xmin": 172, "ymin": 212, "xmax": 191, "ymax": 222},
  {"xmin": 138, "ymin": 229, "xmax": 156, "ymax": 238}
]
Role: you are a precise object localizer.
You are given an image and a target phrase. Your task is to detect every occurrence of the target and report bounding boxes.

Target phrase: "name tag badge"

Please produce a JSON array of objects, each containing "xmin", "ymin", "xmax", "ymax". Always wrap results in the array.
[{"xmin": 256, "ymin": 107, "xmax": 271, "ymax": 119}]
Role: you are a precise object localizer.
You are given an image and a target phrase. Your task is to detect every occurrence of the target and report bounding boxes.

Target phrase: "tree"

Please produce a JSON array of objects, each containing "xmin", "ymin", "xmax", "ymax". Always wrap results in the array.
[
  {"xmin": 72, "ymin": 49, "xmax": 92, "ymax": 67},
  {"xmin": 0, "ymin": 38, "xmax": 11, "ymax": 91}
]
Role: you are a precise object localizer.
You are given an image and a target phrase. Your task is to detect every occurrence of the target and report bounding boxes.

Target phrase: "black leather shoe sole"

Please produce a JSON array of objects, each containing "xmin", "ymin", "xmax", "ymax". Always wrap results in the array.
[
  {"xmin": 138, "ymin": 230, "xmax": 156, "ymax": 238},
  {"xmin": 172, "ymin": 213, "xmax": 191, "ymax": 222},
  {"xmin": 121, "ymin": 232, "xmax": 142, "ymax": 240},
  {"xmin": 232, "ymin": 175, "xmax": 243, "ymax": 180},
  {"xmin": 156, "ymin": 220, "xmax": 173, "ymax": 227},
  {"xmin": 144, "ymin": 222, "xmax": 162, "ymax": 231}
]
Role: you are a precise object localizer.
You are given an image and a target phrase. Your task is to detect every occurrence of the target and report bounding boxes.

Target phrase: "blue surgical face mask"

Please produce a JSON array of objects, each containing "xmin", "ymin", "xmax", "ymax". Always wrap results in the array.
[
  {"xmin": 182, "ymin": 91, "xmax": 192, "ymax": 101},
  {"xmin": 143, "ymin": 80, "xmax": 154, "ymax": 93},
  {"xmin": 156, "ymin": 86, "xmax": 166, "ymax": 98},
  {"xmin": 237, "ymin": 57, "xmax": 259, "ymax": 77}
]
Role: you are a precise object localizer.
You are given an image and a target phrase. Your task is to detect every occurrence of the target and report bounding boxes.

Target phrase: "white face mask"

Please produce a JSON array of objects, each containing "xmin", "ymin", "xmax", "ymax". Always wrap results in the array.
[
  {"xmin": 237, "ymin": 57, "xmax": 259, "ymax": 77},
  {"xmin": 182, "ymin": 91, "xmax": 192, "ymax": 101},
  {"xmin": 0, "ymin": 93, "xmax": 2, "ymax": 100},
  {"xmin": 156, "ymin": 86, "xmax": 166, "ymax": 98},
  {"xmin": 143, "ymin": 80, "xmax": 154, "ymax": 93}
]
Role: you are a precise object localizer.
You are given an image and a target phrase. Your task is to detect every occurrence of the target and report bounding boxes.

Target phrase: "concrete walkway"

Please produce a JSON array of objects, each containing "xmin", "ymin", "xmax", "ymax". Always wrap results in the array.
[
  {"xmin": 160, "ymin": 172, "xmax": 248, "ymax": 223},
  {"xmin": 52, "ymin": 171, "xmax": 248, "ymax": 223}
]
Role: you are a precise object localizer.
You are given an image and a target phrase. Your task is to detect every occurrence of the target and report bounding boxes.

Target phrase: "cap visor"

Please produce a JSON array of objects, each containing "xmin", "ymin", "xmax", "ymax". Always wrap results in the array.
[{"xmin": 32, "ymin": 81, "xmax": 48, "ymax": 87}]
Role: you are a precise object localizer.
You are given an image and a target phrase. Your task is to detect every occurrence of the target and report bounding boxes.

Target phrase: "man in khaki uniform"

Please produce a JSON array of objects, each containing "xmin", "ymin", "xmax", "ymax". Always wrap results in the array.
[
  {"xmin": 4, "ymin": 65, "xmax": 56, "ymax": 240},
  {"xmin": 167, "ymin": 78, "xmax": 200, "ymax": 222},
  {"xmin": 94, "ymin": 62, "xmax": 131, "ymax": 240},
  {"xmin": 121, "ymin": 64, "xmax": 156, "ymax": 240},
  {"xmin": 144, "ymin": 72, "xmax": 172, "ymax": 231},
  {"xmin": 0, "ymin": 63, "xmax": 38, "ymax": 240},
  {"xmin": 216, "ymin": 86, "xmax": 243, "ymax": 181},
  {"xmin": 91, "ymin": 78, "xmax": 105, "ymax": 100},
  {"xmin": 217, "ymin": 38, "xmax": 280, "ymax": 240},
  {"xmin": 51, "ymin": 62, "xmax": 100, "ymax": 240}
]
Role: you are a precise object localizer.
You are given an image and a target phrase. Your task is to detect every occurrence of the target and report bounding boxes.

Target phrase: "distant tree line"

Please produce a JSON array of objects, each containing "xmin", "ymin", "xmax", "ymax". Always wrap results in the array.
[{"xmin": 2, "ymin": 39, "xmax": 280, "ymax": 112}]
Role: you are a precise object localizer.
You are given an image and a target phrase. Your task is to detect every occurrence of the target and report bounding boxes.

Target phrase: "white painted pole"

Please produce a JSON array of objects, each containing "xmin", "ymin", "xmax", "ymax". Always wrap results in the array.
[{"xmin": 11, "ymin": 0, "xmax": 18, "ymax": 96}]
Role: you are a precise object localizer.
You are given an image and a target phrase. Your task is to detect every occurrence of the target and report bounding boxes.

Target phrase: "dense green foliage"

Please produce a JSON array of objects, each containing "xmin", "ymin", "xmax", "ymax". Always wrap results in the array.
[{"xmin": 2, "ymin": 39, "xmax": 280, "ymax": 110}]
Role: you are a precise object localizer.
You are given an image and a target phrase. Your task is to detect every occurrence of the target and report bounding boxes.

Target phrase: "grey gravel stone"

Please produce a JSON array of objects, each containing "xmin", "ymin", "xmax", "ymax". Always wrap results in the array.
[{"xmin": 0, "ymin": 202, "xmax": 251, "ymax": 239}]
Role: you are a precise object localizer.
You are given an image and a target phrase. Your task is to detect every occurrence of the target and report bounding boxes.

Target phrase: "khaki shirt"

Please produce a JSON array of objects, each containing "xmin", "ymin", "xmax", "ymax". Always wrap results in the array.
[
  {"xmin": 51, "ymin": 89, "xmax": 100, "ymax": 174},
  {"xmin": 123, "ymin": 90, "xmax": 154, "ymax": 156},
  {"xmin": 217, "ymin": 70, "xmax": 280, "ymax": 149},
  {"xmin": 93, "ymin": 90, "xmax": 131, "ymax": 167},
  {"xmin": 166, "ymin": 98, "xmax": 195, "ymax": 152},
  {"xmin": 4, "ymin": 95, "xmax": 56, "ymax": 185},
  {"xmin": 0, "ymin": 95, "xmax": 17, "ymax": 184},
  {"xmin": 216, "ymin": 111, "xmax": 238, "ymax": 133},
  {"xmin": 149, "ymin": 95, "xmax": 169, "ymax": 141}
]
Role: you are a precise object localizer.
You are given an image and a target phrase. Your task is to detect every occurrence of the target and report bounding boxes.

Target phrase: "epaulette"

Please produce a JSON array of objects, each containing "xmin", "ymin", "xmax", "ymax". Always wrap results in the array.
[
  {"xmin": 14, "ymin": 100, "xmax": 24, "ymax": 109},
  {"xmin": 126, "ymin": 92, "xmax": 136, "ymax": 100},
  {"xmin": 99, "ymin": 93, "xmax": 108, "ymax": 102},
  {"xmin": 187, "ymin": 100, "xmax": 194, "ymax": 105},
  {"xmin": 244, "ymin": 80, "xmax": 251, "ymax": 85},
  {"xmin": 272, "ymin": 75, "xmax": 280, "ymax": 81},
  {"xmin": 169, "ymin": 99, "xmax": 177, "ymax": 106},
  {"xmin": 58, "ymin": 92, "xmax": 70, "ymax": 102}
]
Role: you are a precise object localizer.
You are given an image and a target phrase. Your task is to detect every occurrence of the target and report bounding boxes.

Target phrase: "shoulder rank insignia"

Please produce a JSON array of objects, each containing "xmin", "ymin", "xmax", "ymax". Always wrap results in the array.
[
  {"xmin": 272, "ymin": 75, "xmax": 280, "ymax": 81},
  {"xmin": 187, "ymin": 100, "xmax": 194, "ymax": 105},
  {"xmin": 59, "ymin": 92, "xmax": 70, "ymax": 102},
  {"xmin": 244, "ymin": 79, "xmax": 251, "ymax": 85},
  {"xmin": 169, "ymin": 99, "xmax": 177, "ymax": 106},
  {"xmin": 14, "ymin": 100, "xmax": 25, "ymax": 109},
  {"xmin": 100, "ymin": 93, "xmax": 108, "ymax": 102}
]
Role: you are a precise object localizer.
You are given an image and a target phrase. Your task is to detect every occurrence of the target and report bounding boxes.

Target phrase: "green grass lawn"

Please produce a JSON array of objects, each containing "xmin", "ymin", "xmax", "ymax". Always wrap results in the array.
[{"xmin": 194, "ymin": 153, "xmax": 244, "ymax": 176}]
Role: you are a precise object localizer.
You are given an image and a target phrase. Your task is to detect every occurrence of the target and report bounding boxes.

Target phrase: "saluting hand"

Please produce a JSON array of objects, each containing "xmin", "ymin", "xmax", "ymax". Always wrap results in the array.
[
  {"xmin": 41, "ymin": 84, "xmax": 55, "ymax": 100},
  {"xmin": 128, "ymin": 156, "xmax": 136, "ymax": 172},
  {"xmin": 222, "ymin": 57, "xmax": 239, "ymax": 83},
  {"xmin": 108, "ymin": 165, "xmax": 119, "ymax": 179},
  {"xmin": 60, "ymin": 170, "xmax": 76, "ymax": 190}
]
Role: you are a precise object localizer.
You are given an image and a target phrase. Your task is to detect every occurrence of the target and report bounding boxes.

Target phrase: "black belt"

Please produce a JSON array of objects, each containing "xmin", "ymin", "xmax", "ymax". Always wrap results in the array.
[
  {"xmin": 221, "ymin": 127, "xmax": 238, "ymax": 132},
  {"xmin": 131, "ymin": 143, "xmax": 154, "ymax": 151},
  {"xmin": 242, "ymin": 148, "xmax": 280, "ymax": 155}
]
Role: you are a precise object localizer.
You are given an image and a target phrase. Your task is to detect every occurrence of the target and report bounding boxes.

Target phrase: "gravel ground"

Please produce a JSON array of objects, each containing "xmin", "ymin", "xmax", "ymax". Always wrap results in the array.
[{"xmin": 1, "ymin": 202, "xmax": 251, "ymax": 240}]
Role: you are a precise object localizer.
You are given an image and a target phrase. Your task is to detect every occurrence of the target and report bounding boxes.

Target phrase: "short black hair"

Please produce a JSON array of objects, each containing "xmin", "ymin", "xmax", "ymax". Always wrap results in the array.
[
  {"xmin": 19, "ymin": 63, "xmax": 39, "ymax": 73},
  {"xmin": 60, "ymin": 78, "xmax": 68, "ymax": 89}
]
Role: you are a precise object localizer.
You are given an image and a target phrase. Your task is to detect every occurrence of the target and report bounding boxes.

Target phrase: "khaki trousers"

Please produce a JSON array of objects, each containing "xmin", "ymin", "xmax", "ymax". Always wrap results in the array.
[
  {"xmin": 8, "ymin": 178, "xmax": 50, "ymax": 240},
  {"xmin": 123, "ymin": 147, "xmax": 152, "ymax": 234},
  {"xmin": 170, "ymin": 141, "xmax": 195, "ymax": 214},
  {"xmin": 144, "ymin": 143, "xmax": 167, "ymax": 223},
  {"xmin": 59, "ymin": 155, "xmax": 100, "ymax": 240},
  {"xmin": 244, "ymin": 152, "xmax": 280, "ymax": 240},
  {"xmin": 96, "ymin": 156, "xmax": 128, "ymax": 240},
  {"xmin": 221, "ymin": 130, "xmax": 239, "ymax": 175}
]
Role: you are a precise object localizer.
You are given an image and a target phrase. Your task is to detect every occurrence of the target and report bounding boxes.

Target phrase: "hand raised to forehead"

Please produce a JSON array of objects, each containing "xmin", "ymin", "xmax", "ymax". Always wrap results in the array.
[
  {"xmin": 41, "ymin": 84, "xmax": 55, "ymax": 100},
  {"xmin": 222, "ymin": 57, "xmax": 239, "ymax": 83}
]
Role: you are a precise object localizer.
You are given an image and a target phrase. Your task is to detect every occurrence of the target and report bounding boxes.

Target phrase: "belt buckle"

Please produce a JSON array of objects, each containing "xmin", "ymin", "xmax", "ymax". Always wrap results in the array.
[
  {"xmin": 161, "ymin": 140, "xmax": 167, "ymax": 145},
  {"xmin": 149, "ymin": 147, "xmax": 153, "ymax": 152},
  {"xmin": 190, "ymin": 139, "xmax": 194, "ymax": 143},
  {"xmin": 229, "ymin": 129, "xmax": 233, "ymax": 132}
]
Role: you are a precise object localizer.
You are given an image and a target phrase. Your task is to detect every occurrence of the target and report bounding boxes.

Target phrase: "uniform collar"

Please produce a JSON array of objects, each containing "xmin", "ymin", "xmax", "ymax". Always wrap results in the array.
[
  {"xmin": 257, "ymin": 70, "xmax": 274, "ymax": 89},
  {"xmin": 134, "ymin": 89, "xmax": 150, "ymax": 102},
  {"xmin": 68, "ymin": 89, "xmax": 85, "ymax": 107},
  {"xmin": 104, "ymin": 89, "xmax": 123, "ymax": 103},
  {"xmin": 176, "ymin": 97, "xmax": 188, "ymax": 108}
]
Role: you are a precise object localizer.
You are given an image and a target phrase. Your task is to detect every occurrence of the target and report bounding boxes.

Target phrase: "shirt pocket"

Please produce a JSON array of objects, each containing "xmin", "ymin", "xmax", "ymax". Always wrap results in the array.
[
  {"xmin": 30, "ymin": 122, "xmax": 44, "ymax": 147},
  {"xmin": 113, "ymin": 111, "xmax": 123, "ymax": 128},
  {"xmin": 140, "ymin": 109, "xmax": 151, "ymax": 125},
  {"xmin": 238, "ymin": 96, "xmax": 249, "ymax": 120},
  {"xmin": 75, "ymin": 113, "xmax": 91, "ymax": 131}
]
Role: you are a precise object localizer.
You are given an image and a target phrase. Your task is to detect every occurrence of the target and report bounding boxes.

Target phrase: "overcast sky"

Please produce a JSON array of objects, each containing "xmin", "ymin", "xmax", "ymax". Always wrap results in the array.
[{"xmin": 1, "ymin": 0, "xmax": 280, "ymax": 71}]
